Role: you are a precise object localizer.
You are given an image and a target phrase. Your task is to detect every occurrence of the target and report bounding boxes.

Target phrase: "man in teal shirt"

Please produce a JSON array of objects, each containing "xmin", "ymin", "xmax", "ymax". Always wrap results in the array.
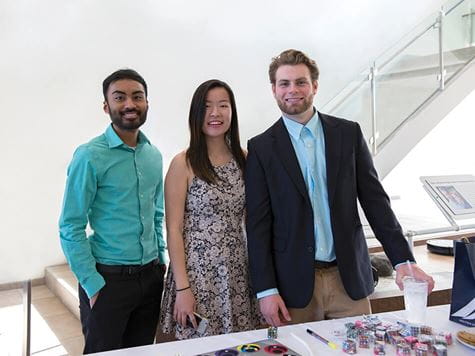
[{"xmin": 59, "ymin": 69, "xmax": 166, "ymax": 353}]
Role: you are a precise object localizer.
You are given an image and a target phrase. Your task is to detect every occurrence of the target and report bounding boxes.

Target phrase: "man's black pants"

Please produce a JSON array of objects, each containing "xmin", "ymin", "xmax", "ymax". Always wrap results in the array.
[{"xmin": 78, "ymin": 260, "xmax": 165, "ymax": 354}]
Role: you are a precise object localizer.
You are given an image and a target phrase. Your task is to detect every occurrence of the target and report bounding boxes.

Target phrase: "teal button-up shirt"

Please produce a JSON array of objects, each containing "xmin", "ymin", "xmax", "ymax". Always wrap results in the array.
[{"xmin": 59, "ymin": 125, "xmax": 166, "ymax": 298}]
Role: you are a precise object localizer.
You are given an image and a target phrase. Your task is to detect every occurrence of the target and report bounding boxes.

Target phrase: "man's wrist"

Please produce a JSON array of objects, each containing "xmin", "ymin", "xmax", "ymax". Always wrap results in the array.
[
  {"xmin": 83, "ymin": 272, "xmax": 106, "ymax": 298},
  {"xmin": 394, "ymin": 261, "xmax": 416, "ymax": 270},
  {"xmin": 257, "ymin": 288, "xmax": 279, "ymax": 299}
]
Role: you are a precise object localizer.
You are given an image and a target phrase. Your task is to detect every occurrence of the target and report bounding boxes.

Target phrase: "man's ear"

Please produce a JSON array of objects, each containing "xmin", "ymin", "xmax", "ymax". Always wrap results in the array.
[
  {"xmin": 271, "ymin": 83, "xmax": 277, "ymax": 98},
  {"xmin": 103, "ymin": 101, "xmax": 109, "ymax": 114},
  {"xmin": 312, "ymin": 80, "xmax": 318, "ymax": 95}
]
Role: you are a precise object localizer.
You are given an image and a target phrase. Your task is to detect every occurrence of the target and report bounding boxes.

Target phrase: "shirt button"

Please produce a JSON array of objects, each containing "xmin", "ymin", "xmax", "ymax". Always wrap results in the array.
[
  {"xmin": 307, "ymin": 246, "xmax": 313, "ymax": 253},
  {"xmin": 141, "ymin": 216, "xmax": 145, "ymax": 220}
]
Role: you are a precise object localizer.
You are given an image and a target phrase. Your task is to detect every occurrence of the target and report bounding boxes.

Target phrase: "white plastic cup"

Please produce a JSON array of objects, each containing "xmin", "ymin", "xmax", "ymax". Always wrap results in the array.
[{"xmin": 403, "ymin": 277, "xmax": 428, "ymax": 324}]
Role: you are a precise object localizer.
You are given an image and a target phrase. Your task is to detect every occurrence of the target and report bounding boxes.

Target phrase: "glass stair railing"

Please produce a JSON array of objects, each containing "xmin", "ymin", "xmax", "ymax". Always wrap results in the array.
[{"xmin": 321, "ymin": 0, "xmax": 475, "ymax": 156}]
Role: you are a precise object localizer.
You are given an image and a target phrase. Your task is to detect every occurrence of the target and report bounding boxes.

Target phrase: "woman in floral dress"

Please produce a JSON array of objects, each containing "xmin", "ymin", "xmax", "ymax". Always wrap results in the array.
[{"xmin": 160, "ymin": 79, "xmax": 260, "ymax": 339}]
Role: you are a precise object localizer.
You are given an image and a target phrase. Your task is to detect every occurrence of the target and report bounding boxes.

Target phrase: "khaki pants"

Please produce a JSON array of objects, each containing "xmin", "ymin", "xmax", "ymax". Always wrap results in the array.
[{"xmin": 288, "ymin": 266, "xmax": 371, "ymax": 323}]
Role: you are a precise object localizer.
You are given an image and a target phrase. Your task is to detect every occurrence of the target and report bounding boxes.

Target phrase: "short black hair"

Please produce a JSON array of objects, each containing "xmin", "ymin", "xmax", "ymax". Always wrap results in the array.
[{"xmin": 102, "ymin": 69, "xmax": 148, "ymax": 100}]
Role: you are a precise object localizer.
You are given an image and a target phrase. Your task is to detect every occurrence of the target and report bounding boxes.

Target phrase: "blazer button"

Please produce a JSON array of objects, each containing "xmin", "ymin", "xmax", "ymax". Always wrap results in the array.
[{"xmin": 308, "ymin": 246, "xmax": 314, "ymax": 253}]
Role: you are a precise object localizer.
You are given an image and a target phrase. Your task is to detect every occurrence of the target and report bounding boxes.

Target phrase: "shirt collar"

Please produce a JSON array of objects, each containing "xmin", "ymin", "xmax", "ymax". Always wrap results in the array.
[
  {"xmin": 282, "ymin": 109, "xmax": 320, "ymax": 140},
  {"xmin": 104, "ymin": 124, "xmax": 150, "ymax": 149}
]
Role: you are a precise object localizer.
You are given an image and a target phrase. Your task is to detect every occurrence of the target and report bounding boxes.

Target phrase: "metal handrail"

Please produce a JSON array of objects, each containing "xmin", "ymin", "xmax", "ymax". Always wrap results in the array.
[
  {"xmin": 23, "ymin": 280, "xmax": 31, "ymax": 356},
  {"xmin": 438, "ymin": 9, "xmax": 446, "ymax": 91},
  {"xmin": 377, "ymin": 53, "xmax": 475, "ymax": 152},
  {"xmin": 321, "ymin": 73, "xmax": 368, "ymax": 113},
  {"xmin": 377, "ymin": 22, "xmax": 437, "ymax": 72},
  {"xmin": 323, "ymin": 0, "xmax": 474, "ymax": 156},
  {"xmin": 370, "ymin": 63, "xmax": 377, "ymax": 155},
  {"xmin": 445, "ymin": 0, "xmax": 466, "ymax": 16},
  {"xmin": 322, "ymin": 15, "xmax": 439, "ymax": 113},
  {"xmin": 378, "ymin": 0, "xmax": 466, "ymax": 72},
  {"xmin": 322, "ymin": 18, "xmax": 438, "ymax": 114}
]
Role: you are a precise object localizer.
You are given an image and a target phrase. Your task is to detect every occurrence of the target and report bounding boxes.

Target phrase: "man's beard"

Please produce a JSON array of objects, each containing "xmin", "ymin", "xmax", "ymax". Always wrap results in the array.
[
  {"xmin": 276, "ymin": 96, "xmax": 313, "ymax": 117},
  {"xmin": 109, "ymin": 108, "xmax": 147, "ymax": 131}
]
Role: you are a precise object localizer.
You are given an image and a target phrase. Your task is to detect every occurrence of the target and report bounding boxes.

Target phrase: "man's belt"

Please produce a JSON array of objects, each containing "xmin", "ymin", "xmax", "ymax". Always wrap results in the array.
[
  {"xmin": 314, "ymin": 260, "xmax": 337, "ymax": 269},
  {"xmin": 96, "ymin": 258, "xmax": 159, "ymax": 275}
]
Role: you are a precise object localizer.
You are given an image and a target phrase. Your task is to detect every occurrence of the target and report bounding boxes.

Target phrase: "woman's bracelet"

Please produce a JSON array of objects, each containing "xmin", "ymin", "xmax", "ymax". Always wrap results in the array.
[{"xmin": 176, "ymin": 285, "xmax": 191, "ymax": 292}]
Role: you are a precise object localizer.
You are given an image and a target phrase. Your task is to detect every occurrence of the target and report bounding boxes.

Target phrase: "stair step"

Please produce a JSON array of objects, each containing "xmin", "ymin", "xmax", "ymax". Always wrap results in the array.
[{"xmin": 45, "ymin": 264, "xmax": 79, "ymax": 320}]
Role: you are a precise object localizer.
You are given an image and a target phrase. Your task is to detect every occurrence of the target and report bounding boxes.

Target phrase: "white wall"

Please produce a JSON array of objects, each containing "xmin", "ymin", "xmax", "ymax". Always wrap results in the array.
[
  {"xmin": 0, "ymin": 0, "xmax": 446, "ymax": 283},
  {"xmin": 382, "ymin": 88, "xmax": 475, "ymax": 230}
]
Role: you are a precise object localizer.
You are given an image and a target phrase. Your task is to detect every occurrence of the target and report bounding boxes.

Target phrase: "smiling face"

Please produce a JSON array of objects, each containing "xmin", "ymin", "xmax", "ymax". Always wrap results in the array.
[
  {"xmin": 201, "ymin": 87, "xmax": 232, "ymax": 139},
  {"xmin": 103, "ymin": 79, "xmax": 148, "ymax": 132},
  {"xmin": 272, "ymin": 64, "xmax": 318, "ymax": 124}
]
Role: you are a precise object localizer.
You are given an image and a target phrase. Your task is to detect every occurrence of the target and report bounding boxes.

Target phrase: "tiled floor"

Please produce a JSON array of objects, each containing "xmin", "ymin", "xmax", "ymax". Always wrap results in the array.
[{"xmin": 0, "ymin": 285, "xmax": 83, "ymax": 356}]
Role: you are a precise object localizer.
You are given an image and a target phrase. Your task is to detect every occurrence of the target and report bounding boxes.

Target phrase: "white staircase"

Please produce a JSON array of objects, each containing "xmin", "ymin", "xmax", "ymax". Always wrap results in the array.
[
  {"xmin": 322, "ymin": 0, "xmax": 475, "ymax": 178},
  {"xmin": 45, "ymin": 264, "xmax": 79, "ymax": 320}
]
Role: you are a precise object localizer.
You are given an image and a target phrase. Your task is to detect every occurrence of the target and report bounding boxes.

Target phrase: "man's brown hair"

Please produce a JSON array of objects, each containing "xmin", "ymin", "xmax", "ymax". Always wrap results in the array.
[{"xmin": 268, "ymin": 49, "xmax": 319, "ymax": 84}]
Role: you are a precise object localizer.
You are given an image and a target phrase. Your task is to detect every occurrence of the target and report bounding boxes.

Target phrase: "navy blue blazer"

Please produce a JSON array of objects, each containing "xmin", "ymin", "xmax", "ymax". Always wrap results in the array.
[{"xmin": 245, "ymin": 113, "xmax": 415, "ymax": 308}]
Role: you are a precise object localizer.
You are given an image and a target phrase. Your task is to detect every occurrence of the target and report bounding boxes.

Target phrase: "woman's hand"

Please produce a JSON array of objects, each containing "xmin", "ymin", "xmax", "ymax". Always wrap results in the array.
[{"xmin": 173, "ymin": 288, "xmax": 197, "ymax": 328}]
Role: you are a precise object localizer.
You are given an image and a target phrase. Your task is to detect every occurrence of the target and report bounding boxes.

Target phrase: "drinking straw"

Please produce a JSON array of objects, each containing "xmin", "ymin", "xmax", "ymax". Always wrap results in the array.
[{"xmin": 406, "ymin": 260, "xmax": 415, "ymax": 278}]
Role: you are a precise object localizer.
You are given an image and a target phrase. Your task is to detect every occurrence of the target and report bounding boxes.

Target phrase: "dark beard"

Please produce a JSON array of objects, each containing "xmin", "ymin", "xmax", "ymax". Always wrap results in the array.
[{"xmin": 109, "ymin": 108, "xmax": 147, "ymax": 131}]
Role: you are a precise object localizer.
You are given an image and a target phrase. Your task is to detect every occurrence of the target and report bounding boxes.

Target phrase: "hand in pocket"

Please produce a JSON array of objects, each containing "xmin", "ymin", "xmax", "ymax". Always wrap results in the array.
[{"xmin": 89, "ymin": 292, "xmax": 99, "ymax": 308}]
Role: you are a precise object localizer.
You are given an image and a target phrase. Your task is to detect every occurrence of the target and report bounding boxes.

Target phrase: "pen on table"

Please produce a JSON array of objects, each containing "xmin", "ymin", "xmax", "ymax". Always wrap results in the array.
[{"xmin": 306, "ymin": 328, "xmax": 338, "ymax": 350}]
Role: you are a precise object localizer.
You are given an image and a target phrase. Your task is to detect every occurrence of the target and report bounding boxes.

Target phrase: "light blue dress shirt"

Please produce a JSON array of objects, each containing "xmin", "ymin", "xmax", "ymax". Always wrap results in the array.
[
  {"xmin": 282, "ymin": 112, "xmax": 336, "ymax": 262},
  {"xmin": 257, "ymin": 111, "xmax": 336, "ymax": 299},
  {"xmin": 59, "ymin": 125, "xmax": 166, "ymax": 298}
]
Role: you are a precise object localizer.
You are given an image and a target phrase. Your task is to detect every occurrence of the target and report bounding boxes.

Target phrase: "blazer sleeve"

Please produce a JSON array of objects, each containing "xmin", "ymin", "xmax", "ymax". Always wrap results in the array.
[
  {"xmin": 354, "ymin": 123, "xmax": 415, "ymax": 266},
  {"xmin": 245, "ymin": 138, "xmax": 278, "ymax": 294}
]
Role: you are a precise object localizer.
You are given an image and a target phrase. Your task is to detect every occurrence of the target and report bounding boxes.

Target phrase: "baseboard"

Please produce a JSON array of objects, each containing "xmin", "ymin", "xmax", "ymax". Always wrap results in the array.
[{"xmin": 0, "ymin": 278, "xmax": 45, "ymax": 291}]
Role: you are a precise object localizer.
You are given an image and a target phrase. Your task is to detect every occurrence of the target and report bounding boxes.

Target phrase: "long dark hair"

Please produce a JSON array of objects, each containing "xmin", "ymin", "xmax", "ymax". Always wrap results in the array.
[{"xmin": 186, "ymin": 79, "xmax": 245, "ymax": 184}]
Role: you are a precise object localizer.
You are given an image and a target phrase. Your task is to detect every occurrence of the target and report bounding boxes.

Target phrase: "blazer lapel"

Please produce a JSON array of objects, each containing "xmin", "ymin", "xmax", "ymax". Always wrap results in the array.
[
  {"xmin": 272, "ymin": 119, "xmax": 311, "ymax": 204},
  {"xmin": 320, "ymin": 113, "xmax": 341, "ymax": 206}
]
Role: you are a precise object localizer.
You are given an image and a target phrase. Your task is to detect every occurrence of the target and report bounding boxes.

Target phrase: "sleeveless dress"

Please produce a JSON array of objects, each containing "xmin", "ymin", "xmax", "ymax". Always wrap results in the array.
[{"xmin": 160, "ymin": 159, "xmax": 261, "ymax": 339}]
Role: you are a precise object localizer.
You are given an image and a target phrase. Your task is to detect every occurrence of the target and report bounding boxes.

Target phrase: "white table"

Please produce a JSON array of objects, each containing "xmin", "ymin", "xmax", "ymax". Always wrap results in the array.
[{"xmin": 92, "ymin": 305, "xmax": 474, "ymax": 355}]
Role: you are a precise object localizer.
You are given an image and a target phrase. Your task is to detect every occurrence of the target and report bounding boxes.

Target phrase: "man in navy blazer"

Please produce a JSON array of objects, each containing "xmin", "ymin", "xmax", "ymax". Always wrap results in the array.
[{"xmin": 245, "ymin": 49, "xmax": 434, "ymax": 326}]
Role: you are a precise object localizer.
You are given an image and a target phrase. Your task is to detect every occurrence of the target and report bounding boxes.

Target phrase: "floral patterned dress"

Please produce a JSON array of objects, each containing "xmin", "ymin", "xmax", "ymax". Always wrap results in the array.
[{"xmin": 160, "ymin": 159, "xmax": 261, "ymax": 339}]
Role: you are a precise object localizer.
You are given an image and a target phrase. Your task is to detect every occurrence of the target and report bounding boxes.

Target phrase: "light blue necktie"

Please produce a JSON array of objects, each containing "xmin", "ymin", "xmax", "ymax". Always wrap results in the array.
[
  {"xmin": 300, "ymin": 127, "xmax": 316, "ymax": 192},
  {"xmin": 300, "ymin": 126, "xmax": 333, "ymax": 259}
]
